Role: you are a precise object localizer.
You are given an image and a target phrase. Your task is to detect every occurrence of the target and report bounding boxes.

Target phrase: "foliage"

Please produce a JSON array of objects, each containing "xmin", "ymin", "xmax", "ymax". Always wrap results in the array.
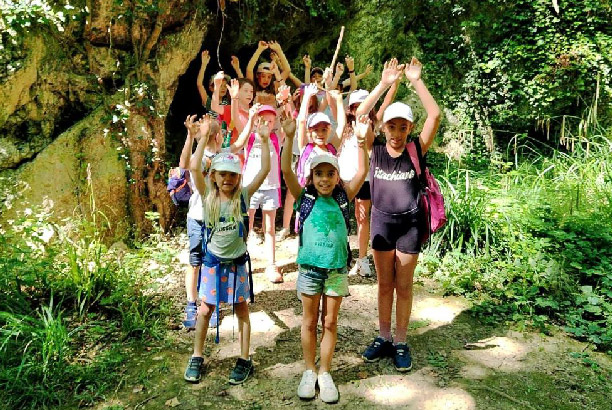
[
  {"xmin": 0, "ymin": 175, "xmax": 174, "ymax": 409},
  {"xmin": 423, "ymin": 119, "xmax": 612, "ymax": 352}
]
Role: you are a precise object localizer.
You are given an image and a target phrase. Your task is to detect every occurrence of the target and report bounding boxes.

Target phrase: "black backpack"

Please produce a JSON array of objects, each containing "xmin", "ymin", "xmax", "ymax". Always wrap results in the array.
[{"xmin": 297, "ymin": 185, "xmax": 352, "ymax": 267}]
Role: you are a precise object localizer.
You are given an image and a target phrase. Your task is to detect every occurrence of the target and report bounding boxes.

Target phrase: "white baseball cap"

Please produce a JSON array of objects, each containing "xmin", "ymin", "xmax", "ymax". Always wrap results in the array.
[
  {"xmin": 310, "ymin": 153, "xmax": 339, "ymax": 172},
  {"xmin": 257, "ymin": 62, "xmax": 272, "ymax": 74},
  {"xmin": 307, "ymin": 112, "xmax": 331, "ymax": 128},
  {"xmin": 210, "ymin": 152, "xmax": 242, "ymax": 174},
  {"xmin": 348, "ymin": 89, "xmax": 369, "ymax": 107},
  {"xmin": 382, "ymin": 102, "xmax": 414, "ymax": 124}
]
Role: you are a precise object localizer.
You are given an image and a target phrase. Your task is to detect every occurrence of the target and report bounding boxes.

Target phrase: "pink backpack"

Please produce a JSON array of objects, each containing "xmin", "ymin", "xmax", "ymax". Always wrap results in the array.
[{"xmin": 407, "ymin": 141, "xmax": 447, "ymax": 243}]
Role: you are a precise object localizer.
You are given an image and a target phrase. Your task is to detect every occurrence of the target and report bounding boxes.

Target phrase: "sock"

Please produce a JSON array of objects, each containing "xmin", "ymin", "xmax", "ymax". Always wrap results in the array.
[
  {"xmin": 394, "ymin": 326, "xmax": 408, "ymax": 344},
  {"xmin": 379, "ymin": 321, "xmax": 392, "ymax": 341}
]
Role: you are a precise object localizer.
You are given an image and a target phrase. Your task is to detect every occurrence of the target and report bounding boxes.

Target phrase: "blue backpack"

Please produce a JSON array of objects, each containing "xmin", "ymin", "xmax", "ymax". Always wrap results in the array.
[
  {"xmin": 297, "ymin": 184, "xmax": 352, "ymax": 267},
  {"xmin": 167, "ymin": 168, "xmax": 192, "ymax": 206}
]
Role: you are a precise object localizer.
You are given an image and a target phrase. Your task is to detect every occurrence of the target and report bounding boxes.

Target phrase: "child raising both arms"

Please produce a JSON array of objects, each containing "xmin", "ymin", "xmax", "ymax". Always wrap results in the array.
[
  {"xmin": 184, "ymin": 115, "xmax": 272, "ymax": 385},
  {"xmin": 281, "ymin": 115, "xmax": 369, "ymax": 403},
  {"xmin": 357, "ymin": 58, "xmax": 441, "ymax": 372}
]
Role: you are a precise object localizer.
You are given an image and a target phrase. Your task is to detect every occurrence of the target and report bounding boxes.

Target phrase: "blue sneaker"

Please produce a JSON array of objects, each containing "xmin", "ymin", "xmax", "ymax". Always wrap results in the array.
[
  {"xmin": 394, "ymin": 343, "xmax": 413, "ymax": 372},
  {"xmin": 229, "ymin": 358, "xmax": 253, "ymax": 385},
  {"xmin": 184, "ymin": 356, "xmax": 204, "ymax": 382},
  {"xmin": 362, "ymin": 337, "xmax": 394, "ymax": 362},
  {"xmin": 183, "ymin": 302, "xmax": 197, "ymax": 329},
  {"xmin": 208, "ymin": 307, "xmax": 218, "ymax": 328}
]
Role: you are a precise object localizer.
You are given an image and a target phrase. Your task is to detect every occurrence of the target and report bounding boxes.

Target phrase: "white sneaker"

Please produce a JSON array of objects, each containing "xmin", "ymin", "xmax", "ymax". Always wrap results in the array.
[
  {"xmin": 247, "ymin": 232, "xmax": 262, "ymax": 247},
  {"xmin": 348, "ymin": 260, "xmax": 360, "ymax": 276},
  {"xmin": 276, "ymin": 227, "xmax": 290, "ymax": 242},
  {"xmin": 297, "ymin": 369, "xmax": 317, "ymax": 399},
  {"xmin": 358, "ymin": 257, "xmax": 373, "ymax": 277},
  {"xmin": 317, "ymin": 372, "xmax": 339, "ymax": 403}
]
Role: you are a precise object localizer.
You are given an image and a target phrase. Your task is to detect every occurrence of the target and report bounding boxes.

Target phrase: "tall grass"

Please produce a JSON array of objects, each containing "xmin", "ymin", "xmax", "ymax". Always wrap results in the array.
[{"xmin": 0, "ymin": 165, "xmax": 174, "ymax": 409}]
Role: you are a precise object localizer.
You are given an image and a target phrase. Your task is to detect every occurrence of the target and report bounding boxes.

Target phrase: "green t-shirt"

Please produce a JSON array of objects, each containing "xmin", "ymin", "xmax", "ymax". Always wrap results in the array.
[
  {"xmin": 296, "ymin": 192, "xmax": 348, "ymax": 269},
  {"xmin": 205, "ymin": 188, "xmax": 249, "ymax": 260}
]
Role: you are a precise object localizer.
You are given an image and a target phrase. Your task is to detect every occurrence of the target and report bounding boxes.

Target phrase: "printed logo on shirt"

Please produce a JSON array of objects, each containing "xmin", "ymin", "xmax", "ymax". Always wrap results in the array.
[{"xmin": 373, "ymin": 166, "xmax": 415, "ymax": 181}]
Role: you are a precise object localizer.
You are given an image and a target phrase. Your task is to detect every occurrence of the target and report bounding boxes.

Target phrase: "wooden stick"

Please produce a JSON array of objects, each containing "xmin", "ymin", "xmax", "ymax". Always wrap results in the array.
[{"xmin": 330, "ymin": 26, "xmax": 345, "ymax": 73}]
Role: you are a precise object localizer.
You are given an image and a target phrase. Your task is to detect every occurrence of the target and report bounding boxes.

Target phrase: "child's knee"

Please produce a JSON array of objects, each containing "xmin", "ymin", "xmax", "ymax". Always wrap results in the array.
[
  {"xmin": 234, "ymin": 301, "xmax": 250, "ymax": 319},
  {"xmin": 322, "ymin": 315, "xmax": 338, "ymax": 332},
  {"xmin": 198, "ymin": 303, "xmax": 214, "ymax": 319}
]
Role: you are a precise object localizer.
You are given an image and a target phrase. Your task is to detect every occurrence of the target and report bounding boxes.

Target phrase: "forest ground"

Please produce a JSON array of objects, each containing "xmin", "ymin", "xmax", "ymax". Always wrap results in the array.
[{"xmin": 89, "ymin": 221, "xmax": 612, "ymax": 410}]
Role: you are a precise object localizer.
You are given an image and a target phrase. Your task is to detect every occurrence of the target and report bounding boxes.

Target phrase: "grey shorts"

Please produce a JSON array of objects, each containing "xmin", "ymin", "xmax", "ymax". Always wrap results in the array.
[
  {"xmin": 297, "ymin": 265, "xmax": 349, "ymax": 298},
  {"xmin": 249, "ymin": 188, "xmax": 280, "ymax": 210}
]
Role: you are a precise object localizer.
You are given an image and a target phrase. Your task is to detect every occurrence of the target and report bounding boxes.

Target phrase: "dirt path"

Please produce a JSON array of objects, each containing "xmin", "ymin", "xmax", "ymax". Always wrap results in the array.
[{"xmin": 95, "ymin": 231, "xmax": 612, "ymax": 410}]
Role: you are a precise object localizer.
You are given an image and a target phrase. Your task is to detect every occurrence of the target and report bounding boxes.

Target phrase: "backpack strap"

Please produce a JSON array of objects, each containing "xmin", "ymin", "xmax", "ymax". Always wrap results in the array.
[
  {"xmin": 326, "ymin": 143, "xmax": 337, "ymax": 155},
  {"xmin": 243, "ymin": 133, "xmax": 256, "ymax": 171}
]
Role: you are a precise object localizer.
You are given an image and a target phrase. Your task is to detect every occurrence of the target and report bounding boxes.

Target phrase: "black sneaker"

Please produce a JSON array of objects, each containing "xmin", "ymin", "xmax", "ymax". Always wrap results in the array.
[
  {"xmin": 393, "ymin": 343, "xmax": 413, "ymax": 372},
  {"xmin": 184, "ymin": 356, "xmax": 205, "ymax": 382},
  {"xmin": 362, "ymin": 337, "xmax": 394, "ymax": 362},
  {"xmin": 229, "ymin": 358, "xmax": 253, "ymax": 385}
]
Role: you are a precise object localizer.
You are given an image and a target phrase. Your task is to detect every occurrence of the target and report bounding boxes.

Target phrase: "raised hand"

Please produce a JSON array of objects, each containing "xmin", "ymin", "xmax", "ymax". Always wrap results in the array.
[
  {"xmin": 258, "ymin": 120, "xmax": 271, "ymax": 141},
  {"xmin": 364, "ymin": 64, "xmax": 374, "ymax": 76},
  {"xmin": 184, "ymin": 114, "xmax": 199, "ymax": 137},
  {"xmin": 268, "ymin": 40, "xmax": 282, "ymax": 53},
  {"xmin": 198, "ymin": 115, "xmax": 213, "ymax": 138},
  {"xmin": 227, "ymin": 78, "xmax": 240, "ymax": 99},
  {"xmin": 214, "ymin": 71, "xmax": 225, "ymax": 89},
  {"xmin": 322, "ymin": 67, "xmax": 333, "ymax": 89},
  {"xmin": 381, "ymin": 58, "xmax": 404, "ymax": 86},
  {"xmin": 303, "ymin": 83, "xmax": 318, "ymax": 98},
  {"xmin": 249, "ymin": 103, "xmax": 262, "ymax": 119},
  {"xmin": 354, "ymin": 114, "xmax": 371, "ymax": 145},
  {"xmin": 335, "ymin": 62, "xmax": 345, "ymax": 75},
  {"xmin": 302, "ymin": 54, "xmax": 311, "ymax": 67},
  {"xmin": 258, "ymin": 40, "xmax": 268, "ymax": 50},
  {"xmin": 281, "ymin": 116, "xmax": 296, "ymax": 137},
  {"xmin": 230, "ymin": 55, "xmax": 240, "ymax": 69},
  {"xmin": 345, "ymin": 55, "xmax": 354, "ymax": 72},
  {"xmin": 404, "ymin": 57, "xmax": 423, "ymax": 82},
  {"xmin": 201, "ymin": 50, "xmax": 210, "ymax": 67},
  {"xmin": 276, "ymin": 84, "xmax": 291, "ymax": 104},
  {"xmin": 269, "ymin": 61, "xmax": 279, "ymax": 73}
]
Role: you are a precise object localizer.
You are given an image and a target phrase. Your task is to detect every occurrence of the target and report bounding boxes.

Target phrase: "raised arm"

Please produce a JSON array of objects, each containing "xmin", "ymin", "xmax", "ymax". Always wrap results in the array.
[
  {"xmin": 211, "ymin": 71, "xmax": 226, "ymax": 115},
  {"xmin": 345, "ymin": 115, "xmax": 370, "ymax": 201},
  {"xmin": 376, "ymin": 77, "xmax": 400, "ymax": 123},
  {"xmin": 331, "ymin": 62, "xmax": 344, "ymax": 90},
  {"xmin": 268, "ymin": 41, "xmax": 291, "ymax": 79},
  {"xmin": 246, "ymin": 121, "xmax": 272, "ymax": 197},
  {"xmin": 230, "ymin": 103, "xmax": 260, "ymax": 153},
  {"xmin": 180, "ymin": 114, "xmax": 199, "ymax": 169},
  {"xmin": 356, "ymin": 58, "xmax": 403, "ymax": 116},
  {"xmin": 328, "ymin": 89, "xmax": 345, "ymax": 149},
  {"xmin": 345, "ymin": 56, "xmax": 356, "ymax": 92},
  {"xmin": 405, "ymin": 57, "xmax": 441, "ymax": 154},
  {"xmin": 196, "ymin": 51, "xmax": 210, "ymax": 107},
  {"xmin": 230, "ymin": 55, "xmax": 244, "ymax": 79},
  {"xmin": 297, "ymin": 84, "xmax": 318, "ymax": 151},
  {"xmin": 303, "ymin": 54, "xmax": 311, "ymax": 84},
  {"xmin": 280, "ymin": 117, "xmax": 302, "ymax": 199},
  {"xmin": 246, "ymin": 41, "xmax": 268, "ymax": 81},
  {"xmin": 287, "ymin": 72, "xmax": 303, "ymax": 88},
  {"xmin": 190, "ymin": 116, "xmax": 215, "ymax": 194}
]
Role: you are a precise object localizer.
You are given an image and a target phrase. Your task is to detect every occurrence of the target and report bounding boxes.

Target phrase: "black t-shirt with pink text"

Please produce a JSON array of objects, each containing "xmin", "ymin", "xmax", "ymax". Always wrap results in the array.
[{"xmin": 369, "ymin": 143, "xmax": 420, "ymax": 215}]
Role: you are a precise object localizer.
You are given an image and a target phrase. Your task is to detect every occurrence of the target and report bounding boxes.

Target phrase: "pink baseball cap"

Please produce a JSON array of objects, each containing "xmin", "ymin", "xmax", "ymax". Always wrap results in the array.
[{"xmin": 257, "ymin": 105, "xmax": 277, "ymax": 117}]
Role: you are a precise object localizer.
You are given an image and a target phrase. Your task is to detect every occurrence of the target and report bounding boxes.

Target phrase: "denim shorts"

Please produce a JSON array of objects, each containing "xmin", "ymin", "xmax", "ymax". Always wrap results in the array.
[
  {"xmin": 297, "ymin": 265, "xmax": 349, "ymax": 298},
  {"xmin": 187, "ymin": 217, "xmax": 204, "ymax": 266}
]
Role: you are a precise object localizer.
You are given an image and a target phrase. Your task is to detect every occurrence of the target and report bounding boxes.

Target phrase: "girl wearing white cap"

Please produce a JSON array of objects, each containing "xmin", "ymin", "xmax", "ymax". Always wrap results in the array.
[
  {"xmin": 338, "ymin": 80, "xmax": 400, "ymax": 278},
  {"xmin": 356, "ymin": 58, "xmax": 441, "ymax": 372},
  {"xmin": 281, "ymin": 115, "xmax": 369, "ymax": 403},
  {"xmin": 184, "ymin": 115, "xmax": 272, "ymax": 386}
]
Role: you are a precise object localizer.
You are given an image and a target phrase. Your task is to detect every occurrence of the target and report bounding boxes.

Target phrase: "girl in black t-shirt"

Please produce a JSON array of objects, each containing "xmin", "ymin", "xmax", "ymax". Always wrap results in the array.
[{"xmin": 354, "ymin": 58, "xmax": 441, "ymax": 372}]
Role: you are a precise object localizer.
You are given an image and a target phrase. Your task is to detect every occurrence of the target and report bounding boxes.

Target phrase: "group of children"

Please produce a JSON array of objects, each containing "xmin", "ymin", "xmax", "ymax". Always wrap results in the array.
[{"xmin": 178, "ymin": 40, "xmax": 441, "ymax": 403}]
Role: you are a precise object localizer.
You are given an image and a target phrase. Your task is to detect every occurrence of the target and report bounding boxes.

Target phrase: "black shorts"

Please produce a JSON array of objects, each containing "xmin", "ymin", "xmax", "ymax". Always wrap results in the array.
[
  {"xmin": 370, "ymin": 206, "xmax": 425, "ymax": 254},
  {"xmin": 355, "ymin": 181, "xmax": 371, "ymax": 201}
]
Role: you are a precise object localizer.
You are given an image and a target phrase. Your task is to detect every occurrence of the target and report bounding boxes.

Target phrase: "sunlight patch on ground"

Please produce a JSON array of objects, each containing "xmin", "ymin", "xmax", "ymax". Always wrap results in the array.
[
  {"xmin": 263, "ymin": 360, "xmax": 304, "ymax": 379},
  {"xmin": 340, "ymin": 371, "xmax": 475, "ymax": 409},
  {"xmin": 274, "ymin": 308, "xmax": 302, "ymax": 329},
  {"xmin": 411, "ymin": 296, "xmax": 469, "ymax": 332},
  {"xmin": 212, "ymin": 311, "xmax": 284, "ymax": 359},
  {"xmin": 454, "ymin": 336, "xmax": 529, "ymax": 372}
]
